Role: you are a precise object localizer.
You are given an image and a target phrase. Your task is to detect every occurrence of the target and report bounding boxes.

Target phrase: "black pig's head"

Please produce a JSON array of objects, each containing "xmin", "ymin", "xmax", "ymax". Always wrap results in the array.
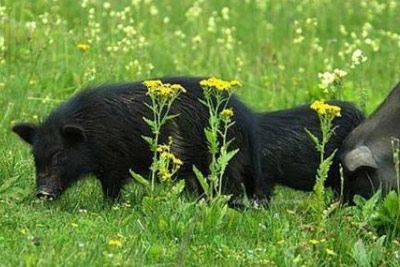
[
  {"xmin": 340, "ymin": 82, "xmax": 400, "ymax": 202},
  {"xmin": 12, "ymin": 122, "xmax": 94, "ymax": 200}
]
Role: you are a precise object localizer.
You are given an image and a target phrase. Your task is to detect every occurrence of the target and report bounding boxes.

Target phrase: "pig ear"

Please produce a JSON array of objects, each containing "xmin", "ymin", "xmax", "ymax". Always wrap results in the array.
[
  {"xmin": 342, "ymin": 146, "xmax": 378, "ymax": 172},
  {"xmin": 12, "ymin": 123, "xmax": 37, "ymax": 144},
  {"xmin": 62, "ymin": 125, "xmax": 86, "ymax": 143}
]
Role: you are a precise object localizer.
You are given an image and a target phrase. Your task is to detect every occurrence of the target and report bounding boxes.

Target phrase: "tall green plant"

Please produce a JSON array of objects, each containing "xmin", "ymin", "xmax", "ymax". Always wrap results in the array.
[
  {"xmin": 307, "ymin": 100, "xmax": 342, "ymax": 230},
  {"xmin": 193, "ymin": 77, "xmax": 241, "ymax": 204},
  {"xmin": 130, "ymin": 80, "xmax": 186, "ymax": 195}
]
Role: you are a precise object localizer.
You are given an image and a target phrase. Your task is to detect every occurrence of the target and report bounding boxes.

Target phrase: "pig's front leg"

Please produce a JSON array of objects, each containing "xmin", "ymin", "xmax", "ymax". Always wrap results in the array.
[{"xmin": 98, "ymin": 172, "xmax": 126, "ymax": 201}]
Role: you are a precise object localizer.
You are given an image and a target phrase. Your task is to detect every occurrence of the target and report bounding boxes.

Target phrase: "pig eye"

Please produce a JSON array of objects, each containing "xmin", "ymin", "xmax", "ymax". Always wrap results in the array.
[{"xmin": 50, "ymin": 151, "xmax": 63, "ymax": 165}]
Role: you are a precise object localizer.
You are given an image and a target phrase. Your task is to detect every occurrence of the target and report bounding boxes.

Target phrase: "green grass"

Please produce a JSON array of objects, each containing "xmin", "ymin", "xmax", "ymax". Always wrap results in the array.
[{"xmin": 1, "ymin": 0, "xmax": 400, "ymax": 266}]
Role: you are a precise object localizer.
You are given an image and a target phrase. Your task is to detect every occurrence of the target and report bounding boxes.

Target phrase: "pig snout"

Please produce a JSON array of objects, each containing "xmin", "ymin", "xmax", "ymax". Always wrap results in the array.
[{"xmin": 36, "ymin": 175, "xmax": 63, "ymax": 200}]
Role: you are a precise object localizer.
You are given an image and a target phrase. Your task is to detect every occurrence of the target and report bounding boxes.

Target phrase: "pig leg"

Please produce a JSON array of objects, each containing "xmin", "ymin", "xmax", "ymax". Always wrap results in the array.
[
  {"xmin": 98, "ymin": 172, "xmax": 126, "ymax": 201},
  {"xmin": 252, "ymin": 175, "xmax": 274, "ymax": 207},
  {"xmin": 252, "ymin": 151, "xmax": 274, "ymax": 205}
]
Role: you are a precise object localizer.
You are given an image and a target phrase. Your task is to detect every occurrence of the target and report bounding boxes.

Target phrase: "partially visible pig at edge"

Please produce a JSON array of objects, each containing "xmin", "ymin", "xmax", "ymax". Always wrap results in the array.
[{"xmin": 340, "ymin": 82, "xmax": 400, "ymax": 202}]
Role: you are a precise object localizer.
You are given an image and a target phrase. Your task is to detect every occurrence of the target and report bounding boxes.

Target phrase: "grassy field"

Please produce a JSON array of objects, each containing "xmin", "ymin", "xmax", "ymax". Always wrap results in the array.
[{"xmin": 1, "ymin": 0, "xmax": 400, "ymax": 266}]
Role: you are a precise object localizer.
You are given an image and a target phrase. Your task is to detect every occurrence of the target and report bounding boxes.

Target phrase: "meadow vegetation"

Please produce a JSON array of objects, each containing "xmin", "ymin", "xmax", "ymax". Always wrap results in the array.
[{"xmin": 1, "ymin": 0, "xmax": 400, "ymax": 266}]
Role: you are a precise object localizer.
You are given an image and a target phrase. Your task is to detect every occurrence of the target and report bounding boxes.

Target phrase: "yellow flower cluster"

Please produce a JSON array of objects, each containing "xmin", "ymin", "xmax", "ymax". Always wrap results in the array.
[
  {"xmin": 108, "ymin": 239, "xmax": 123, "ymax": 248},
  {"xmin": 143, "ymin": 80, "xmax": 186, "ymax": 98},
  {"xmin": 310, "ymin": 100, "xmax": 341, "ymax": 117},
  {"xmin": 156, "ymin": 144, "xmax": 170, "ymax": 153},
  {"xmin": 156, "ymin": 143, "xmax": 183, "ymax": 182},
  {"xmin": 326, "ymin": 248, "xmax": 336, "ymax": 256},
  {"xmin": 77, "ymin": 43, "xmax": 90, "ymax": 52},
  {"xmin": 220, "ymin": 108, "xmax": 234, "ymax": 120},
  {"xmin": 158, "ymin": 167, "xmax": 172, "ymax": 182},
  {"xmin": 157, "ymin": 144, "xmax": 183, "ymax": 166},
  {"xmin": 199, "ymin": 77, "xmax": 241, "ymax": 92}
]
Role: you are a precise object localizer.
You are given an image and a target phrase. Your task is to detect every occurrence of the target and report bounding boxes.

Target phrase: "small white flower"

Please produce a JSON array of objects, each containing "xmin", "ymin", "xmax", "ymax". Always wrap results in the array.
[
  {"xmin": 25, "ymin": 21, "xmax": 37, "ymax": 32},
  {"xmin": 149, "ymin": 5, "xmax": 159, "ymax": 16},
  {"xmin": 221, "ymin": 7, "xmax": 230, "ymax": 20},
  {"xmin": 207, "ymin": 16, "xmax": 216, "ymax": 32},
  {"xmin": 103, "ymin": 2, "xmax": 111, "ymax": 9},
  {"xmin": 318, "ymin": 68, "xmax": 347, "ymax": 94},
  {"xmin": 186, "ymin": 3, "xmax": 202, "ymax": 19},
  {"xmin": 318, "ymin": 71, "xmax": 336, "ymax": 89},
  {"xmin": 333, "ymin": 68, "xmax": 348, "ymax": 78},
  {"xmin": 351, "ymin": 49, "xmax": 367, "ymax": 67}
]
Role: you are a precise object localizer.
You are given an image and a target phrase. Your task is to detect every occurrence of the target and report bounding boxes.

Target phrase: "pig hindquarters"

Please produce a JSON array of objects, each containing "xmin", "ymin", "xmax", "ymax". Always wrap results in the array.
[{"xmin": 256, "ymin": 101, "xmax": 364, "ymax": 198}]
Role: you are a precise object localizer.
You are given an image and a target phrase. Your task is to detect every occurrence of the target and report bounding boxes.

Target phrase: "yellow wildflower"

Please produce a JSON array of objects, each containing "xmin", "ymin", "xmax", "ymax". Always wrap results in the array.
[
  {"xmin": 108, "ymin": 239, "xmax": 123, "ymax": 248},
  {"xmin": 171, "ymin": 83, "xmax": 187, "ymax": 93},
  {"xmin": 156, "ymin": 144, "xmax": 170, "ymax": 153},
  {"xmin": 29, "ymin": 79, "xmax": 37, "ymax": 86},
  {"xmin": 143, "ymin": 80, "xmax": 163, "ymax": 89},
  {"xmin": 326, "ymin": 248, "xmax": 336, "ymax": 256},
  {"xmin": 309, "ymin": 239, "xmax": 320, "ymax": 245},
  {"xmin": 171, "ymin": 156, "xmax": 183, "ymax": 166},
  {"xmin": 310, "ymin": 100, "xmax": 341, "ymax": 117},
  {"xmin": 159, "ymin": 167, "xmax": 172, "ymax": 182},
  {"xmin": 143, "ymin": 80, "xmax": 186, "ymax": 98},
  {"xmin": 220, "ymin": 108, "xmax": 234, "ymax": 120},
  {"xmin": 155, "ymin": 142, "xmax": 183, "ymax": 182},
  {"xmin": 199, "ymin": 77, "xmax": 242, "ymax": 92},
  {"xmin": 229, "ymin": 80, "xmax": 242, "ymax": 87},
  {"xmin": 166, "ymin": 152, "xmax": 183, "ymax": 166},
  {"xmin": 19, "ymin": 228, "xmax": 27, "ymax": 235},
  {"xmin": 157, "ymin": 142, "xmax": 183, "ymax": 166},
  {"xmin": 77, "ymin": 43, "xmax": 90, "ymax": 52},
  {"xmin": 160, "ymin": 151, "xmax": 183, "ymax": 167}
]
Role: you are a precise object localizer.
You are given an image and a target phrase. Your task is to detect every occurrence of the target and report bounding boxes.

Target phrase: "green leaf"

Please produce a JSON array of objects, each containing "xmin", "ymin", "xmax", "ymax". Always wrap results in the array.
[
  {"xmin": 165, "ymin": 113, "xmax": 180, "ymax": 121},
  {"xmin": 362, "ymin": 190, "xmax": 381, "ymax": 220},
  {"xmin": 130, "ymin": 169, "xmax": 151, "ymax": 190},
  {"xmin": 142, "ymin": 135, "xmax": 153, "ymax": 146},
  {"xmin": 171, "ymin": 180, "xmax": 186, "ymax": 195},
  {"xmin": 381, "ymin": 191, "xmax": 400, "ymax": 215},
  {"xmin": 217, "ymin": 149, "xmax": 239, "ymax": 173},
  {"xmin": 224, "ymin": 149, "xmax": 239, "ymax": 162},
  {"xmin": 352, "ymin": 239, "xmax": 371, "ymax": 267},
  {"xmin": 204, "ymin": 129, "xmax": 218, "ymax": 153},
  {"xmin": 198, "ymin": 98, "xmax": 208, "ymax": 107},
  {"xmin": 193, "ymin": 165, "xmax": 209, "ymax": 194},
  {"xmin": 373, "ymin": 191, "xmax": 400, "ymax": 231},
  {"xmin": 305, "ymin": 128, "xmax": 319, "ymax": 146},
  {"xmin": 143, "ymin": 117, "xmax": 156, "ymax": 129},
  {"xmin": 0, "ymin": 175, "xmax": 20, "ymax": 194},
  {"xmin": 144, "ymin": 102, "xmax": 155, "ymax": 112}
]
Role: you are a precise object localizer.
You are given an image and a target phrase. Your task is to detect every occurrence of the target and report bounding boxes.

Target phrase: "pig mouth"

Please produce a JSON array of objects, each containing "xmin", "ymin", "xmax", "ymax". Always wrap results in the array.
[{"xmin": 36, "ymin": 188, "xmax": 62, "ymax": 200}]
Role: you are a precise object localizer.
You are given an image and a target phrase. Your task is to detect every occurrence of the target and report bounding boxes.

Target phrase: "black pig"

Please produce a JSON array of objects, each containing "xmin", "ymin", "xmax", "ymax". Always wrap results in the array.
[
  {"xmin": 340, "ymin": 82, "xmax": 400, "ymax": 202},
  {"xmin": 12, "ymin": 77, "xmax": 266, "ymax": 201},
  {"xmin": 256, "ymin": 101, "xmax": 364, "ymax": 196}
]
